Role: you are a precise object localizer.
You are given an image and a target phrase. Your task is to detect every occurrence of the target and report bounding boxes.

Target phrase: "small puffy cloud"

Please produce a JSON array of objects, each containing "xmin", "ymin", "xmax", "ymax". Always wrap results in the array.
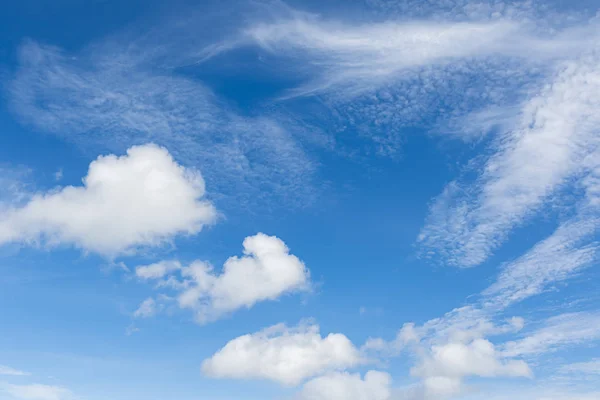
[
  {"xmin": 201, "ymin": 322, "xmax": 362, "ymax": 386},
  {"xmin": 0, "ymin": 365, "xmax": 29, "ymax": 376},
  {"xmin": 136, "ymin": 233, "xmax": 310, "ymax": 322},
  {"xmin": 297, "ymin": 370, "xmax": 392, "ymax": 400},
  {"xmin": 1, "ymin": 383, "xmax": 71, "ymax": 400},
  {"xmin": 0, "ymin": 144, "xmax": 217, "ymax": 257}
]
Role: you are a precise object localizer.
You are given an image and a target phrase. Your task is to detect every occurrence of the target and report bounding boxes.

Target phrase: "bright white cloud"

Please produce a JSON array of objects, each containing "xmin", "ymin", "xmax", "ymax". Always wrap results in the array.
[
  {"xmin": 412, "ymin": 338, "xmax": 532, "ymax": 381},
  {"xmin": 1, "ymin": 384, "xmax": 71, "ymax": 400},
  {"xmin": 201, "ymin": 322, "xmax": 362, "ymax": 386},
  {"xmin": 297, "ymin": 370, "xmax": 391, "ymax": 400},
  {"xmin": 0, "ymin": 144, "xmax": 217, "ymax": 257},
  {"xmin": 0, "ymin": 366, "xmax": 29, "ymax": 376},
  {"xmin": 136, "ymin": 233, "xmax": 310, "ymax": 322},
  {"xmin": 419, "ymin": 53, "xmax": 600, "ymax": 267}
]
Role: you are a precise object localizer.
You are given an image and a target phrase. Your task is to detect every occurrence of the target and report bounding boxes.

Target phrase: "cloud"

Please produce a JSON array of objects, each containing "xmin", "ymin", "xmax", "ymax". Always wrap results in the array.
[
  {"xmin": 0, "ymin": 366, "xmax": 29, "ymax": 377},
  {"xmin": 8, "ymin": 33, "xmax": 317, "ymax": 208},
  {"xmin": 0, "ymin": 384, "xmax": 71, "ymax": 400},
  {"xmin": 297, "ymin": 370, "xmax": 391, "ymax": 400},
  {"xmin": 201, "ymin": 322, "xmax": 362, "ymax": 386},
  {"xmin": 412, "ymin": 338, "xmax": 532, "ymax": 386},
  {"xmin": 559, "ymin": 359, "xmax": 600, "ymax": 375},
  {"xmin": 239, "ymin": 7, "xmax": 597, "ymax": 98},
  {"xmin": 0, "ymin": 144, "xmax": 217, "ymax": 257},
  {"xmin": 133, "ymin": 298, "xmax": 157, "ymax": 319},
  {"xmin": 418, "ymin": 52, "xmax": 600, "ymax": 267},
  {"xmin": 135, "ymin": 260, "xmax": 182, "ymax": 280},
  {"xmin": 136, "ymin": 233, "xmax": 310, "ymax": 323},
  {"xmin": 244, "ymin": 17, "xmax": 518, "ymax": 96},
  {"xmin": 502, "ymin": 312, "xmax": 600, "ymax": 358},
  {"xmin": 482, "ymin": 216, "xmax": 599, "ymax": 309}
]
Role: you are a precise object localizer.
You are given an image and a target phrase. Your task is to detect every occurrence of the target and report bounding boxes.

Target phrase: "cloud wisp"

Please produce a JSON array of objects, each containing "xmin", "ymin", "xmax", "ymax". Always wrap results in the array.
[
  {"xmin": 419, "ymin": 51, "xmax": 600, "ymax": 267},
  {"xmin": 8, "ymin": 37, "xmax": 317, "ymax": 208}
]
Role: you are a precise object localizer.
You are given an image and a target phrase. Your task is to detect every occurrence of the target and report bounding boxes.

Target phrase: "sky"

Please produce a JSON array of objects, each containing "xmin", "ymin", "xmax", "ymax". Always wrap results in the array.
[{"xmin": 1, "ymin": 0, "xmax": 600, "ymax": 399}]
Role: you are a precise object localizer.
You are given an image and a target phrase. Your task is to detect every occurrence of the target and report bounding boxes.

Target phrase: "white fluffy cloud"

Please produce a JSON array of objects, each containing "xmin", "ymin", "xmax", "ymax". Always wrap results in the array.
[
  {"xmin": 201, "ymin": 322, "xmax": 362, "ymax": 386},
  {"xmin": 0, "ymin": 144, "xmax": 217, "ymax": 257},
  {"xmin": 298, "ymin": 371, "xmax": 391, "ymax": 400},
  {"xmin": 135, "ymin": 233, "xmax": 310, "ymax": 322},
  {"xmin": 411, "ymin": 338, "xmax": 532, "ymax": 393},
  {"xmin": 0, "ymin": 384, "xmax": 71, "ymax": 400},
  {"xmin": 239, "ymin": 11, "xmax": 595, "ymax": 99}
]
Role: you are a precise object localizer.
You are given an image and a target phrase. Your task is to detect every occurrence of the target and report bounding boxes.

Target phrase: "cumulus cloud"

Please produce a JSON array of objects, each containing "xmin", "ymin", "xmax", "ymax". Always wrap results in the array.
[
  {"xmin": 412, "ymin": 338, "xmax": 532, "ymax": 387},
  {"xmin": 0, "ymin": 383, "xmax": 71, "ymax": 400},
  {"xmin": 297, "ymin": 370, "xmax": 391, "ymax": 400},
  {"xmin": 0, "ymin": 144, "xmax": 217, "ymax": 257},
  {"xmin": 201, "ymin": 322, "xmax": 362, "ymax": 386},
  {"xmin": 135, "ymin": 233, "xmax": 310, "ymax": 322}
]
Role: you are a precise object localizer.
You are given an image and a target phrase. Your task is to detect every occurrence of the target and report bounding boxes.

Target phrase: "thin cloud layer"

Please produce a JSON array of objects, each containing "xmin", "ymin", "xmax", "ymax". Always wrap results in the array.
[
  {"xmin": 0, "ymin": 366, "xmax": 29, "ymax": 377},
  {"xmin": 135, "ymin": 233, "xmax": 311, "ymax": 323},
  {"xmin": 0, "ymin": 383, "xmax": 72, "ymax": 400},
  {"xmin": 238, "ymin": 6, "xmax": 598, "ymax": 98},
  {"xmin": 502, "ymin": 312, "xmax": 600, "ymax": 358},
  {"xmin": 201, "ymin": 322, "xmax": 362, "ymax": 386},
  {"xmin": 0, "ymin": 144, "xmax": 217, "ymax": 257},
  {"xmin": 419, "ymin": 53, "xmax": 600, "ymax": 267},
  {"xmin": 8, "ymin": 39, "xmax": 317, "ymax": 208}
]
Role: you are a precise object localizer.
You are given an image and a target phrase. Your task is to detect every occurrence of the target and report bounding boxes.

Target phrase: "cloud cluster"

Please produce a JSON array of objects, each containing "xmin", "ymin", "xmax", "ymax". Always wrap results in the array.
[
  {"xmin": 201, "ymin": 322, "xmax": 362, "ymax": 386},
  {"xmin": 0, "ymin": 144, "xmax": 217, "ymax": 257},
  {"xmin": 135, "ymin": 233, "xmax": 310, "ymax": 322},
  {"xmin": 418, "ymin": 52, "xmax": 600, "ymax": 267}
]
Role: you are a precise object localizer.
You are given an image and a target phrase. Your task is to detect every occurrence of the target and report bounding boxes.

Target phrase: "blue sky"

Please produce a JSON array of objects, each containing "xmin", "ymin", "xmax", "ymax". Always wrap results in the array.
[{"xmin": 1, "ymin": 0, "xmax": 600, "ymax": 399}]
